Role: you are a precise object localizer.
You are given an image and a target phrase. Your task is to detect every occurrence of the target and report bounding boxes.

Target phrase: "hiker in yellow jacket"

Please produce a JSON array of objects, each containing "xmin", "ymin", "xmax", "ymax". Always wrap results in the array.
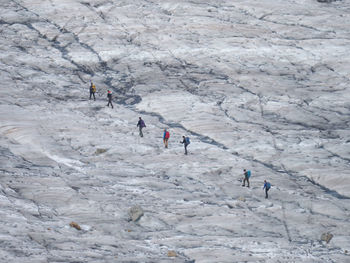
[{"xmin": 89, "ymin": 81, "xmax": 96, "ymax": 101}]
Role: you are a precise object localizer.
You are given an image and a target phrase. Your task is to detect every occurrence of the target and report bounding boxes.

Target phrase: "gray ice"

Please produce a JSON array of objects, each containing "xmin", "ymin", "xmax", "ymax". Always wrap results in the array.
[{"xmin": 0, "ymin": 0, "xmax": 349, "ymax": 262}]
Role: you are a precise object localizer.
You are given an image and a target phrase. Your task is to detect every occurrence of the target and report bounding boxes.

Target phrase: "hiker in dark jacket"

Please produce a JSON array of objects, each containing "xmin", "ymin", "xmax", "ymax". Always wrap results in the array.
[
  {"xmin": 180, "ymin": 136, "xmax": 190, "ymax": 155},
  {"xmin": 263, "ymin": 180, "xmax": 271, "ymax": 199},
  {"xmin": 89, "ymin": 81, "xmax": 96, "ymax": 100},
  {"xmin": 242, "ymin": 169, "xmax": 251, "ymax": 187},
  {"xmin": 137, "ymin": 117, "xmax": 146, "ymax": 137},
  {"xmin": 107, "ymin": 90, "xmax": 113, "ymax": 108}
]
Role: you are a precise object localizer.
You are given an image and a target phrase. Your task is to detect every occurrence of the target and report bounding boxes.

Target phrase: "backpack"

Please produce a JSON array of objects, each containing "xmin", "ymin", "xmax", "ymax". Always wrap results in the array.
[
  {"xmin": 92, "ymin": 84, "xmax": 96, "ymax": 92},
  {"xmin": 165, "ymin": 131, "xmax": 170, "ymax": 139},
  {"xmin": 247, "ymin": 170, "xmax": 251, "ymax": 178},
  {"xmin": 185, "ymin": 137, "xmax": 190, "ymax": 144},
  {"xmin": 266, "ymin": 182, "xmax": 271, "ymax": 188}
]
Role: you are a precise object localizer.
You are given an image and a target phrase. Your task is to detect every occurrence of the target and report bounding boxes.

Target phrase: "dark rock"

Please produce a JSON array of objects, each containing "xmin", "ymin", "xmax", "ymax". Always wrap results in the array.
[
  {"xmin": 95, "ymin": 148, "xmax": 107, "ymax": 155},
  {"xmin": 69, "ymin": 221, "xmax": 81, "ymax": 230},
  {"xmin": 321, "ymin": 232, "xmax": 333, "ymax": 243}
]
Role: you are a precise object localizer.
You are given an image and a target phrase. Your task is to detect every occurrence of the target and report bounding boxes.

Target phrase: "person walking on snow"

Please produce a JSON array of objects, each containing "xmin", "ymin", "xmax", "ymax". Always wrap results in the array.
[
  {"xmin": 163, "ymin": 129, "xmax": 170, "ymax": 148},
  {"xmin": 90, "ymin": 81, "xmax": 96, "ymax": 101},
  {"xmin": 263, "ymin": 180, "xmax": 271, "ymax": 199},
  {"xmin": 180, "ymin": 135, "xmax": 190, "ymax": 155},
  {"xmin": 137, "ymin": 117, "xmax": 146, "ymax": 137},
  {"xmin": 107, "ymin": 90, "xmax": 113, "ymax": 108},
  {"xmin": 242, "ymin": 169, "xmax": 251, "ymax": 187}
]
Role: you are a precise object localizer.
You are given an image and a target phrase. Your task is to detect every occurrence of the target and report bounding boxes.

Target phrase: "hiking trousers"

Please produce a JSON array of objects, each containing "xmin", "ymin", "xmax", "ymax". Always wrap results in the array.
[
  {"xmin": 164, "ymin": 138, "xmax": 168, "ymax": 148},
  {"xmin": 265, "ymin": 187, "xmax": 270, "ymax": 198},
  {"xmin": 184, "ymin": 143, "xmax": 188, "ymax": 155},
  {"xmin": 139, "ymin": 127, "xmax": 143, "ymax": 137},
  {"xmin": 107, "ymin": 100, "xmax": 113, "ymax": 109},
  {"xmin": 243, "ymin": 177, "xmax": 250, "ymax": 187},
  {"xmin": 90, "ymin": 91, "xmax": 96, "ymax": 100}
]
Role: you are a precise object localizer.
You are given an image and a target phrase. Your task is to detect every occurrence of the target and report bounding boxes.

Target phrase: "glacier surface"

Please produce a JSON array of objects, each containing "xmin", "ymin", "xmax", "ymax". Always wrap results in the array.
[{"xmin": 0, "ymin": 0, "xmax": 349, "ymax": 262}]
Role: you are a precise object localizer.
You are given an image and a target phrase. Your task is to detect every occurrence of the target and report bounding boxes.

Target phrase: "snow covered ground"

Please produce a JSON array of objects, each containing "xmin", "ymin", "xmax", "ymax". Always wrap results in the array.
[{"xmin": 0, "ymin": 0, "xmax": 349, "ymax": 262}]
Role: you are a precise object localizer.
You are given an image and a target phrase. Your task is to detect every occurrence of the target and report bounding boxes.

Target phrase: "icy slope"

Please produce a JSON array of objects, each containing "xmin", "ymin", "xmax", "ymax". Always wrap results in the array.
[{"xmin": 0, "ymin": 0, "xmax": 350, "ymax": 262}]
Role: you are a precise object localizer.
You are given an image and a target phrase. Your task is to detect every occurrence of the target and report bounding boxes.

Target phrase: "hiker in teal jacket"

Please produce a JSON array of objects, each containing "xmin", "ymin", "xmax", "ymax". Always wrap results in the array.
[{"xmin": 242, "ymin": 169, "xmax": 251, "ymax": 187}]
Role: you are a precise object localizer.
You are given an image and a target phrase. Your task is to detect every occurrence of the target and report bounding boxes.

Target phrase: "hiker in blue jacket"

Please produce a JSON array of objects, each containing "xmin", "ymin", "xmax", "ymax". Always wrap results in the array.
[
  {"xmin": 242, "ymin": 169, "xmax": 251, "ymax": 187},
  {"xmin": 180, "ymin": 136, "xmax": 190, "ymax": 155},
  {"xmin": 263, "ymin": 180, "xmax": 271, "ymax": 199},
  {"xmin": 136, "ymin": 117, "xmax": 146, "ymax": 137}
]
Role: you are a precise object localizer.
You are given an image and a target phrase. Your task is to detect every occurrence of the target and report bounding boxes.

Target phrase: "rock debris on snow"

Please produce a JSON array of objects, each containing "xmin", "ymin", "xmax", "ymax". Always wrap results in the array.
[
  {"xmin": 128, "ymin": 205, "xmax": 144, "ymax": 222},
  {"xmin": 321, "ymin": 232, "xmax": 334, "ymax": 244},
  {"xmin": 69, "ymin": 221, "xmax": 82, "ymax": 231},
  {"xmin": 167, "ymin": 250, "xmax": 177, "ymax": 257}
]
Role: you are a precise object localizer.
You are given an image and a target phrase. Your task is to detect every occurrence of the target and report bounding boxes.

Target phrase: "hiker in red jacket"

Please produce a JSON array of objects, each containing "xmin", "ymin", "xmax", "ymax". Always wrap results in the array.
[{"xmin": 163, "ymin": 129, "xmax": 170, "ymax": 148}]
